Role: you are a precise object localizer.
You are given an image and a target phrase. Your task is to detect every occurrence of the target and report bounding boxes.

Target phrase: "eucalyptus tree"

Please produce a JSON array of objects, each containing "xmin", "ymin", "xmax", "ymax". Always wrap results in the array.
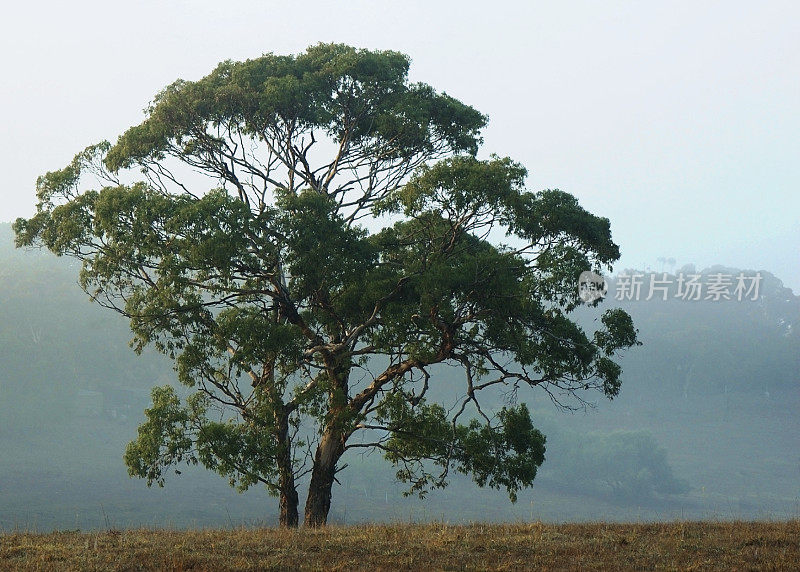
[{"xmin": 15, "ymin": 43, "xmax": 638, "ymax": 527}]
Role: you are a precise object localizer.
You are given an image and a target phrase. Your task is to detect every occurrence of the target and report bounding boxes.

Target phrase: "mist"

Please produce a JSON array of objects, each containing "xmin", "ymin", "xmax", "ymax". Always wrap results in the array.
[{"xmin": 1, "ymin": 224, "xmax": 797, "ymax": 530}]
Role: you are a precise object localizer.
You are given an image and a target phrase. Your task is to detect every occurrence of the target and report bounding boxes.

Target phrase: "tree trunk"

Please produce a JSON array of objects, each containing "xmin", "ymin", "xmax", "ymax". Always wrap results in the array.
[
  {"xmin": 279, "ymin": 475, "xmax": 299, "ymax": 528},
  {"xmin": 303, "ymin": 427, "xmax": 345, "ymax": 527},
  {"xmin": 304, "ymin": 353, "xmax": 350, "ymax": 527},
  {"xmin": 275, "ymin": 408, "xmax": 299, "ymax": 528}
]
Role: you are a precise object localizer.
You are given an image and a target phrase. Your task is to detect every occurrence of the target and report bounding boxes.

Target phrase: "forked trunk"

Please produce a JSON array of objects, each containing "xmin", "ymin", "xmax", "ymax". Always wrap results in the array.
[{"xmin": 303, "ymin": 428, "xmax": 345, "ymax": 527}]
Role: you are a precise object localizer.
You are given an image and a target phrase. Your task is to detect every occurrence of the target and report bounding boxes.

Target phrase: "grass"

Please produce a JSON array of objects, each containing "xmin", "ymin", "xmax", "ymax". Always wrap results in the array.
[{"xmin": 1, "ymin": 521, "xmax": 797, "ymax": 570}]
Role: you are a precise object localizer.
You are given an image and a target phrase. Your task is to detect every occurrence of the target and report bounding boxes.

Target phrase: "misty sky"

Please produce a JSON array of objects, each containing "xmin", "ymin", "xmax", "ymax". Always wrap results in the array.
[{"xmin": 1, "ymin": 0, "xmax": 797, "ymax": 291}]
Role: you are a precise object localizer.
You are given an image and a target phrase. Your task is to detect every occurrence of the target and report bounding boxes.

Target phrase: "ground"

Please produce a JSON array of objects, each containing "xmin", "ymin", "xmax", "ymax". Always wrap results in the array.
[{"xmin": 1, "ymin": 521, "xmax": 797, "ymax": 570}]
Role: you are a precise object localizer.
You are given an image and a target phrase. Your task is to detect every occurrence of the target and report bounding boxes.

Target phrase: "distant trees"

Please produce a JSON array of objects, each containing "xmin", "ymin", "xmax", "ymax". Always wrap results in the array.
[
  {"xmin": 656, "ymin": 257, "xmax": 676, "ymax": 272},
  {"xmin": 541, "ymin": 429, "xmax": 689, "ymax": 501},
  {"xmin": 601, "ymin": 268, "xmax": 799, "ymax": 398}
]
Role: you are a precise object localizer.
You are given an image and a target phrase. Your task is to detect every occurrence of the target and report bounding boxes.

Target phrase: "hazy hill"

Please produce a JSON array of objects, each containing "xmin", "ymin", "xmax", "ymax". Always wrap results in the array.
[{"xmin": 0, "ymin": 223, "xmax": 797, "ymax": 530}]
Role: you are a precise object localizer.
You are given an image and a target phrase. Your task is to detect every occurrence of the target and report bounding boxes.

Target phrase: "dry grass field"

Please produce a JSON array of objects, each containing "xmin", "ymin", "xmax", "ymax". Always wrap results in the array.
[{"xmin": 1, "ymin": 520, "xmax": 797, "ymax": 570}]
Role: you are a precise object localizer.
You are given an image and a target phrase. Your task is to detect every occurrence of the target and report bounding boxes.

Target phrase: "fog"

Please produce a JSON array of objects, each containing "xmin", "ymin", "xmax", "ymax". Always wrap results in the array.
[{"xmin": 1, "ymin": 225, "xmax": 797, "ymax": 530}]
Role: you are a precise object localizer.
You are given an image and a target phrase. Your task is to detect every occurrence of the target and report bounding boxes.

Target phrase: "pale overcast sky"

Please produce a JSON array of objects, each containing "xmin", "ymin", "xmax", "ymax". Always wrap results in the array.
[{"xmin": 1, "ymin": 0, "xmax": 798, "ymax": 290}]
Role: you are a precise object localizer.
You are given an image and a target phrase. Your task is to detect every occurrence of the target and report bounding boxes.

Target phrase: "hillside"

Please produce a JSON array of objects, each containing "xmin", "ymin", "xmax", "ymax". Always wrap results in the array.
[{"xmin": 1, "ymin": 223, "xmax": 798, "ymax": 530}]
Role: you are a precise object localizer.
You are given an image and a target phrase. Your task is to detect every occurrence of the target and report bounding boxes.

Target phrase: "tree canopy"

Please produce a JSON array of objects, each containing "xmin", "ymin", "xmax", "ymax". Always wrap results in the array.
[{"xmin": 15, "ymin": 43, "xmax": 638, "ymax": 527}]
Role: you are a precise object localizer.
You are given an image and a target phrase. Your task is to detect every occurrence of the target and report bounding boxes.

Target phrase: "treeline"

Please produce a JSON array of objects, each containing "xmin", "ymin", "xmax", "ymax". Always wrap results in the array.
[{"xmin": 600, "ymin": 266, "xmax": 799, "ymax": 399}]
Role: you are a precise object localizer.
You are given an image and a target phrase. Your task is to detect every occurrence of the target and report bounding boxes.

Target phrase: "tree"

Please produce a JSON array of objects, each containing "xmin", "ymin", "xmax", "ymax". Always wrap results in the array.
[
  {"xmin": 542, "ymin": 428, "xmax": 689, "ymax": 501},
  {"xmin": 14, "ymin": 43, "xmax": 639, "ymax": 527}
]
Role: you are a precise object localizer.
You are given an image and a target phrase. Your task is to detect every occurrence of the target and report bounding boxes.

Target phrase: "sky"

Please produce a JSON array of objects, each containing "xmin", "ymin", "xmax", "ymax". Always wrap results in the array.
[{"xmin": 1, "ymin": 0, "xmax": 798, "ymax": 291}]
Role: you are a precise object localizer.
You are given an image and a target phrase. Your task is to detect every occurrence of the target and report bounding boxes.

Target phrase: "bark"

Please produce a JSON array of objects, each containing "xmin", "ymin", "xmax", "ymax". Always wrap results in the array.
[
  {"xmin": 303, "ymin": 426, "xmax": 345, "ymax": 527},
  {"xmin": 275, "ymin": 408, "xmax": 299, "ymax": 527},
  {"xmin": 278, "ymin": 474, "xmax": 299, "ymax": 528},
  {"xmin": 303, "ymin": 352, "xmax": 350, "ymax": 527}
]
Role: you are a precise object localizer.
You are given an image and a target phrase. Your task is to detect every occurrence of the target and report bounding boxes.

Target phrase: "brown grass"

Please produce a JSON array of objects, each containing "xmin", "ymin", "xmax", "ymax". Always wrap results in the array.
[{"xmin": 0, "ymin": 521, "xmax": 797, "ymax": 571}]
